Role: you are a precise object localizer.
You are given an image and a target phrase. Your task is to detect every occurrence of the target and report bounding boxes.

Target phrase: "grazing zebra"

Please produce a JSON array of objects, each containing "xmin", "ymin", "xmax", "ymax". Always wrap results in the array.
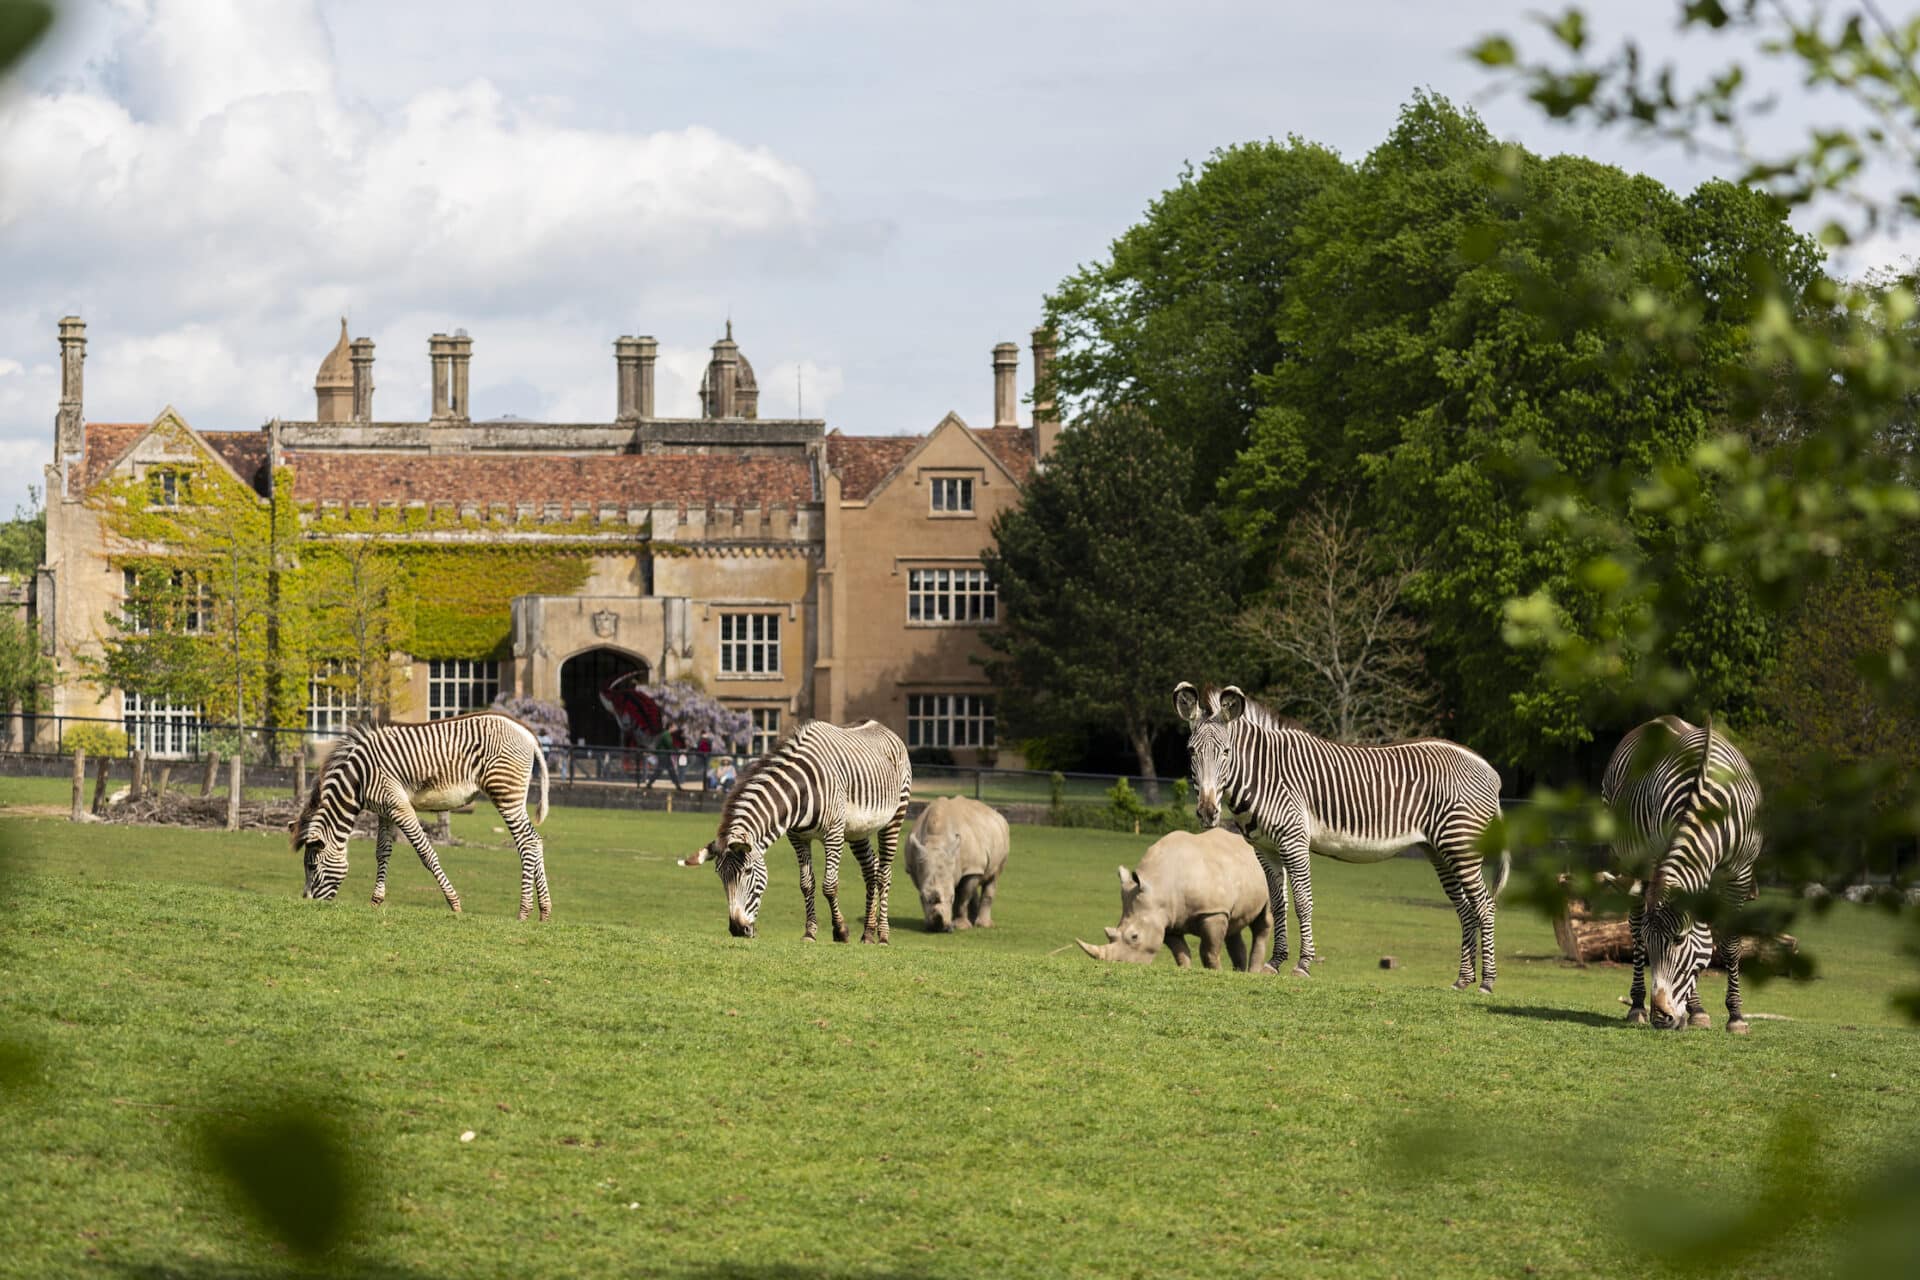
[
  {"xmin": 1176, "ymin": 682, "xmax": 1511, "ymax": 991},
  {"xmin": 291, "ymin": 712, "xmax": 552, "ymax": 920},
  {"xmin": 1601, "ymin": 715, "xmax": 1762, "ymax": 1033},
  {"xmin": 683, "ymin": 719, "xmax": 911, "ymax": 942}
]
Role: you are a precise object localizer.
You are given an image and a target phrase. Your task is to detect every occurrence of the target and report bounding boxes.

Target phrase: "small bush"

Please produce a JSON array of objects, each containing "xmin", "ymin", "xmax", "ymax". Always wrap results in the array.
[{"xmin": 63, "ymin": 723, "xmax": 128, "ymax": 758}]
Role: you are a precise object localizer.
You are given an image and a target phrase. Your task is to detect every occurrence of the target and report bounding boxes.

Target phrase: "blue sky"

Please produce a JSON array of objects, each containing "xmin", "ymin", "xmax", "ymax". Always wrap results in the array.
[{"xmin": 0, "ymin": 0, "xmax": 1905, "ymax": 514}]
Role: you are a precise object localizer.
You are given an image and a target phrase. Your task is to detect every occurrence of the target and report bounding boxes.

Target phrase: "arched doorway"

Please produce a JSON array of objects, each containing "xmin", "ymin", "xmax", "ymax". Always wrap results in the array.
[{"xmin": 560, "ymin": 648, "xmax": 648, "ymax": 747}]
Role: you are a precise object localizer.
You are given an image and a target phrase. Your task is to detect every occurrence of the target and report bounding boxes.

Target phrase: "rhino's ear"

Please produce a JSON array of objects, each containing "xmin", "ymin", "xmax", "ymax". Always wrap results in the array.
[
  {"xmin": 1217, "ymin": 686, "xmax": 1248, "ymax": 723},
  {"xmin": 1116, "ymin": 864, "xmax": 1133, "ymax": 890},
  {"xmin": 1104, "ymin": 926, "xmax": 1119, "ymax": 942},
  {"xmin": 1174, "ymin": 682, "xmax": 1202, "ymax": 725}
]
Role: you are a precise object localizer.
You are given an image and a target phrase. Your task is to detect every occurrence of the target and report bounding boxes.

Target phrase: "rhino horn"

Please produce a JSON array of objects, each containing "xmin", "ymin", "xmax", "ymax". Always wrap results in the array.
[
  {"xmin": 1104, "ymin": 926, "xmax": 1120, "ymax": 942},
  {"xmin": 1076, "ymin": 938, "xmax": 1110, "ymax": 962}
]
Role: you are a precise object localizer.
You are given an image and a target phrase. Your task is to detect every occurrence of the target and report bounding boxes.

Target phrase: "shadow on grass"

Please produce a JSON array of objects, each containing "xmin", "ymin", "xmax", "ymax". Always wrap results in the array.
[
  {"xmin": 1483, "ymin": 1004, "xmax": 1629, "ymax": 1029},
  {"xmin": 101, "ymin": 1263, "xmax": 438, "ymax": 1280},
  {"xmin": 674, "ymin": 1268, "xmax": 937, "ymax": 1280}
]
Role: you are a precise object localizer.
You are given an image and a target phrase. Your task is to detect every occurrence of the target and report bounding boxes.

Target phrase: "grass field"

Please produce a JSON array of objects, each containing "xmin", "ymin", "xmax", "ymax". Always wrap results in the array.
[{"xmin": 2, "ymin": 773, "xmax": 1917, "ymax": 1279}]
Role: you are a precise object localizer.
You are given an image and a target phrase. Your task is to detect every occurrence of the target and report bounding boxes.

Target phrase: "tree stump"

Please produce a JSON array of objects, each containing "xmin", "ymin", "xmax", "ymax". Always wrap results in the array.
[
  {"xmin": 130, "ymin": 748, "xmax": 147, "ymax": 801},
  {"xmin": 91, "ymin": 756, "xmax": 112, "ymax": 816},
  {"xmin": 70, "ymin": 750, "xmax": 85, "ymax": 822},
  {"xmin": 1552, "ymin": 897, "xmax": 1635, "ymax": 964},
  {"xmin": 226, "ymin": 755, "xmax": 243, "ymax": 832},
  {"xmin": 294, "ymin": 751, "xmax": 307, "ymax": 803},
  {"xmin": 155, "ymin": 766, "xmax": 172, "ymax": 798},
  {"xmin": 201, "ymin": 752, "xmax": 220, "ymax": 798}
]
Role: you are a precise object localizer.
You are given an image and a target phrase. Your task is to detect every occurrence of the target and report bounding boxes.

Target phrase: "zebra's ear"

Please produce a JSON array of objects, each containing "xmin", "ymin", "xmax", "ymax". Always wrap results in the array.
[
  {"xmin": 1174, "ymin": 682, "xmax": 1202, "ymax": 725},
  {"xmin": 1217, "ymin": 686, "xmax": 1248, "ymax": 723}
]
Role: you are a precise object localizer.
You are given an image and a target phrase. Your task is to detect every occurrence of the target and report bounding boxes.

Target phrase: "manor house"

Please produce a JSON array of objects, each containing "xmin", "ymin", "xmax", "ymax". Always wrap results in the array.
[{"xmin": 35, "ymin": 317, "xmax": 1060, "ymax": 764}]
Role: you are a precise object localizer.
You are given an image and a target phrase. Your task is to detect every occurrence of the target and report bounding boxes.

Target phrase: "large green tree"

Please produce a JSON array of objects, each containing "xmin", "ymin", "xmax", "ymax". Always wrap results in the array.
[
  {"xmin": 1042, "ymin": 138, "xmax": 1346, "ymax": 506},
  {"xmin": 981, "ymin": 414, "xmax": 1233, "ymax": 786},
  {"xmin": 1223, "ymin": 93, "xmax": 1822, "ymax": 767}
]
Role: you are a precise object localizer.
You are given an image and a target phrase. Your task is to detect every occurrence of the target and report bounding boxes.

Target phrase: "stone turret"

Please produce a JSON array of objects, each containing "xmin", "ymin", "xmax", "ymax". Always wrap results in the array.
[
  {"xmin": 699, "ymin": 322, "xmax": 759, "ymax": 420},
  {"xmin": 315, "ymin": 319, "xmax": 353, "ymax": 422}
]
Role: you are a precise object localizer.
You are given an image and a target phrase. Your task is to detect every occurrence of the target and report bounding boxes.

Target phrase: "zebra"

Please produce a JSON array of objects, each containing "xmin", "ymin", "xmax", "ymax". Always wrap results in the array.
[
  {"xmin": 682, "ymin": 719, "xmax": 912, "ymax": 942},
  {"xmin": 291, "ymin": 711, "xmax": 552, "ymax": 920},
  {"xmin": 1601, "ymin": 715, "xmax": 1762, "ymax": 1033},
  {"xmin": 1175, "ymin": 682, "xmax": 1511, "ymax": 991}
]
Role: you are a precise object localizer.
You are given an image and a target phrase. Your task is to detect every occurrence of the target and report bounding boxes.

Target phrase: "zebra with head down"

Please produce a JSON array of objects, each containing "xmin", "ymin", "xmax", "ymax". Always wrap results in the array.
[
  {"xmin": 683, "ymin": 719, "xmax": 912, "ymax": 942},
  {"xmin": 1601, "ymin": 715, "xmax": 1763, "ymax": 1032},
  {"xmin": 291, "ymin": 711, "xmax": 551, "ymax": 920}
]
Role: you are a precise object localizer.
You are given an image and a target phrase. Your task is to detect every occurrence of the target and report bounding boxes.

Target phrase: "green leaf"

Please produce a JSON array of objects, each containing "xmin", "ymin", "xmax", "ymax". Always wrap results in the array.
[{"xmin": 1469, "ymin": 35, "xmax": 1517, "ymax": 67}]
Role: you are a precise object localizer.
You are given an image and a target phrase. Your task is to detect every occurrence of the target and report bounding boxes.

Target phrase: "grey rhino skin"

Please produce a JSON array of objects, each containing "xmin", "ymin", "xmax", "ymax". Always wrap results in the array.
[
  {"xmin": 906, "ymin": 795, "xmax": 1011, "ymax": 932},
  {"xmin": 1077, "ymin": 828, "xmax": 1274, "ymax": 971}
]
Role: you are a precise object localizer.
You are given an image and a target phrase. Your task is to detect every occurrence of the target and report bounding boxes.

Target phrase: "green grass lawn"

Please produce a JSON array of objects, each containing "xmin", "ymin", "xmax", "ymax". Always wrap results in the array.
[{"xmin": 2, "ymin": 774, "xmax": 1917, "ymax": 1278}]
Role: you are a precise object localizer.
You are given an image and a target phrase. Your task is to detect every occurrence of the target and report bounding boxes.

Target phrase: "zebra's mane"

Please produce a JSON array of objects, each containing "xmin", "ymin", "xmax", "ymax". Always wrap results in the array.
[
  {"xmin": 718, "ymin": 751, "xmax": 786, "ymax": 829},
  {"xmin": 1207, "ymin": 687, "xmax": 1303, "ymax": 735}
]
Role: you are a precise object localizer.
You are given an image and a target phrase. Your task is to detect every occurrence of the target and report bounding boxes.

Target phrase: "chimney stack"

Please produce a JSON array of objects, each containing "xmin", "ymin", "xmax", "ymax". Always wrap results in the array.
[
  {"xmin": 429, "ymin": 333, "xmax": 454, "ymax": 420},
  {"xmin": 350, "ymin": 337, "xmax": 375, "ymax": 422},
  {"xmin": 636, "ymin": 336, "xmax": 657, "ymax": 418},
  {"xmin": 1031, "ymin": 325, "xmax": 1059, "ymax": 462},
  {"xmin": 449, "ymin": 330, "xmax": 472, "ymax": 422},
  {"xmin": 615, "ymin": 335, "xmax": 657, "ymax": 421},
  {"xmin": 992, "ymin": 341, "xmax": 1020, "ymax": 428},
  {"xmin": 709, "ymin": 327, "xmax": 739, "ymax": 419},
  {"xmin": 56, "ymin": 316, "xmax": 86, "ymax": 487}
]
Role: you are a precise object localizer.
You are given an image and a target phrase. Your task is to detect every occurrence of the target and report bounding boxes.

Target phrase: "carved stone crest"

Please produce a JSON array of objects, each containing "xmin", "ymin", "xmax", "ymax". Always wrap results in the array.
[{"xmin": 592, "ymin": 609, "xmax": 618, "ymax": 639}]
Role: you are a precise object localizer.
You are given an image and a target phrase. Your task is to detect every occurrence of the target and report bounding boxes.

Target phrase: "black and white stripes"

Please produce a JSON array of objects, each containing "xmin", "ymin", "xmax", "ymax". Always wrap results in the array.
[
  {"xmin": 1176, "ymin": 682, "xmax": 1510, "ymax": 990},
  {"xmin": 292, "ymin": 711, "xmax": 551, "ymax": 920},
  {"xmin": 689, "ymin": 719, "xmax": 912, "ymax": 942},
  {"xmin": 1602, "ymin": 716, "xmax": 1763, "ymax": 1032}
]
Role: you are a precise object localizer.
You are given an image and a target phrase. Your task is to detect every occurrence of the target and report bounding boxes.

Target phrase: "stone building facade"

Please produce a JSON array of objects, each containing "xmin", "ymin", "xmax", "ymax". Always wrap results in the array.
[{"xmin": 34, "ymin": 316, "xmax": 1057, "ymax": 763}]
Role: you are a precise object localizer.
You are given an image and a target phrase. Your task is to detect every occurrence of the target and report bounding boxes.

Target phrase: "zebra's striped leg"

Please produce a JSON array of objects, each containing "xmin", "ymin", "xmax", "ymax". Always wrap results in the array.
[
  {"xmin": 496, "ymin": 801, "xmax": 545, "ymax": 921},
  {"xmin": 850, "ymin": 835, "xmax": 882, "ymax": 944},
  {"xmin": 821, "ymin": 826, "xmax": 851, "ymax": 942},
  {"xmin": 390, "ymin": 804, "xmax": 462, "ymax": 915},
  {"xmin": 1278, "ymin": 844, "xmax": 1314, "ymax": 977},
  {"xmin": 791, "ymin": 836, "xmax": 819, "ymax": 941},
  {"xmin": 875, "ymin": 820, "xmax": 900, "ymax": 944},
  {"xmin": 1626, "ymin": 906, "xmax": 1650, "ymax": 1024},
  {"xmin": 1445, "ymin": 841, "xmax": 1499, "ymax": 992},
  {"xmin": 1723, "ymin": 871, "xmax": 1757, "ymax": 1034},
  {"xmin": 371, "ymin": 818, "xmax": 396, "ymax": 905},
  {"xmin": 1257, "ymin": 855, "xmax": 1290, "ymax": 973},
  {"xmin": 1426, "ymin": 847, "xmax": 1478, "ymax": 990}
]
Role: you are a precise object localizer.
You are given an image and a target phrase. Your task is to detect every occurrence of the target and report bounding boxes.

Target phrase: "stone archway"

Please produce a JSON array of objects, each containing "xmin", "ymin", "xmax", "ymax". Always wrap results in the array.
[{"xmin": 559, "ymin": 648, "xmax": 648, "ymax": 748}]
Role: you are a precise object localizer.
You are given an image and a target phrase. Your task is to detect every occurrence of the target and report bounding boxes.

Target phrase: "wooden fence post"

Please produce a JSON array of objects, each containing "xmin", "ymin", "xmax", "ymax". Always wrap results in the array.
[
  {"xmin": 294, "ymin": 751, "xmax": 307, "ymax": 804},
  {"xmin": 130, "ymin": 748, "xmax": 147, "ymax": 801},
  {"xmin": 155, "ymin": 765, "xmax": 171, "ymax": 798},
  {"xmin": 201, "ymin": 751, "xmax": 220, "ymax": 798},
  {"xmin": 91, "ymin": 756, "xmax": 111, "ymax": 816},
  {"xmin": 70, "ymin": 750, "xmax": 85, "ymax": 821},
  {"xmin": 226, "ymin": 754, "xmax": 243, "ymax": 832}
]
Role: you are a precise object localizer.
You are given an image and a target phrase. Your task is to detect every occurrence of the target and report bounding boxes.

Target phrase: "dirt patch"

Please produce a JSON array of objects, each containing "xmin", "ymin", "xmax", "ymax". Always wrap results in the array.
[{"xmin": 100, "ymin": 791, "xmax": 465, "ymax": 844}]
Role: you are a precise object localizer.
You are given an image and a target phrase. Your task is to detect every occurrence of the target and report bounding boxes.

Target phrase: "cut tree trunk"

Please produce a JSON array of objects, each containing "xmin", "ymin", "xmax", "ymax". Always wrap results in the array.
[{"xmin": 1553, "ymin": 899, "xmax": 1634, "ymax": 964}]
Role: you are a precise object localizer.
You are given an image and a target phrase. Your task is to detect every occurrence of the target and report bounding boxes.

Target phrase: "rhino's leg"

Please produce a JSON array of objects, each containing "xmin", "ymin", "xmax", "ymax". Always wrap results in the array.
[
  {"xmin": 1247, "ymin": 903, "xmax": 1274, "ymax": 974},
  {"xmin": 974, "ymin": 873, "xmax": 999, "ymax": 929},
  {"xmin": 1196, "ymin": 915, "xmax": 1228, "ymax": 970},
  {"xmin": 821, "ymin": 824, "xmax": 851, "ymax": 943},
  {"xmin": 792, "ymin": 834, "xmax": 819, "ymax": 941},
  {"xmin": 1224, "ymin": 925, "xmax": 1249, "ymax": 972},
  {"xmin": 950, "ymin": 874, "xmax": 980, "ymax": 931},
  {"xmin": 1165, "ymin": 929, "xmax": 1192, "ymax": 968}
]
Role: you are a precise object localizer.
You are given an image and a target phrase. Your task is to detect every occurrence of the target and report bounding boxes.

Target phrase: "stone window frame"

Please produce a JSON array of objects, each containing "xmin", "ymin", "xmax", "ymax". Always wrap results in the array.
[
  {"xmin": 307, "ymin": 658, "xmax": 366, "ymax": 738},
  {"xmin": 906, "ymin": 692, "xmax": 996, "ymax": 750},
  {"xmin": 122, "ymin": 690, "xmax": 204, "ymax": 759},
  {"xmin": 904, "ymin": 564, "xmax": 997, "ymax": 628},
  {"xmin": 427, "ymin": 658, "xmax": 500, "ymax": 718},
  {"xmin": 717, "ymin": 611, "xmax": 782, "ymax": 680},
  {"xmin": 746, "ymin": 705, "xmax": 783, "ymax": 756},
  {"xmin": 926, "ymin": 472, "xmax": 977, "ymax": 518},
  {"xmin": 121, "ymin": 566, "xmax": 211, "ymax": 636}
]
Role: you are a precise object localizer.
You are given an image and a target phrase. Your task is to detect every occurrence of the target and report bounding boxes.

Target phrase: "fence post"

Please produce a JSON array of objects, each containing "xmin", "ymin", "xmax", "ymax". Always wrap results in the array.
[
  {"xmin": 155, "ymin": 765, "xmax": 171, "ymax": 798},
  {"xmin": 201, "ymin": 751, "xmax": 219, "ymax": 798},
  {"xmin": 294, "ymin": 750, "xmax": 307, "ymax": 803},
  {"xmin": 70, "ymin": 749, "xmax": 85, "ymax": 822},
  {"xmin": 975, "ymin": 768, "xmax": 983, "ymax": 800},
  {"xmin": 91, "ymin": 755, "xmax": 111, "ymax": 816},
  {"xmin": 436, "ymin": 811, "xmax": 452, "ymax": 841},
  {"xmin": 226, "ymin": 754, "xmax": 242, "ymax": 832},
  {"xmin": 130, "ymin": 748, "xmax": 147, "ymax": 801}
]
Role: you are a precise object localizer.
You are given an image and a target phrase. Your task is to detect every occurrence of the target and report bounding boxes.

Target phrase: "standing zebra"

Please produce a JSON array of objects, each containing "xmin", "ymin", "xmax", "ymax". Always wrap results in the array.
[
  {"xmin": 683, "ymin": 719, "xmax": 911, "ymax": 942},
  {"xmin": 291, "ymin": 712, "xmax": 552, "ymax": 920},
  {"xmin": 1176, "ymin": 682, "xmax": 1511, "ymax": 991},
  {"xmin": 1601, "ymin": 715, "xmax": 1762, "ymax": 1033}
]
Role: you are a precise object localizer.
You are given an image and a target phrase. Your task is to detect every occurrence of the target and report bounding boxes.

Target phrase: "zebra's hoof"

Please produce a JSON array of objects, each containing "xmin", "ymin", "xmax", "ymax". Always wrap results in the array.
[
  {"xmin": 1688, "ymin": 1012, "xmax": 1712, "ymax": 1030},
  {"xmin": 1626, "ymin": 1007, "xmax": 1649, "ymax": 1025},
  {"xmin": 832, "ymin": 925, "xmax": 850, "ymax": 943},
  {"xmin": 1452, "ymin": 979, "xmax": 1474, "ymax": 992},
  {"xmin": 1478, "ymin": 983, "xmax": 1495, "ymax": 996},
  {"xmin": 1727, "ymin": 1018, "xmax": 1751, "ymax": 1036},
  {"xmin": 369, "ymin": 894, "xmax": 385, "ymax": 907},
  {"xmin": 1289, "ymin": 965, "xmax": 1311, "ymax": 979},
  {"xmin": 1259, "ymin": 962, "xmax": 1282, "ymax": 976}
]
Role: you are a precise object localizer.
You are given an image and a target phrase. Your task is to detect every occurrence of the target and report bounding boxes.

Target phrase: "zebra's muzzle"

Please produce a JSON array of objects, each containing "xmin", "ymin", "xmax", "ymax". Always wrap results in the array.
[{"xmin": 728, "ymin": 915, "xmax": 755, "ymax": 939}]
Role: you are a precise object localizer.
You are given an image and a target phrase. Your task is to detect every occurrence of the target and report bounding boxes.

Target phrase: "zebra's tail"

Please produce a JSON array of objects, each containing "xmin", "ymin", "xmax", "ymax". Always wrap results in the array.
[
  {"xmin": 533, "ymin": 741, "xmax": 549, "ymax": 827},
  {"xmin": 1492, "ymin": 847, "xmax": 1512, "ymax": 901}
]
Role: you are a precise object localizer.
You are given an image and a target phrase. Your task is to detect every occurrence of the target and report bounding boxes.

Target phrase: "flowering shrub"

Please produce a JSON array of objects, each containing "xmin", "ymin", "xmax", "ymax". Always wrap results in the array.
[
  {"xmin": 641, "ymin": 681, "xmax": 750, "ymax": 751},
  {"xmin": 489, "ymin": 695, "xmax": 569, "ymax": 743}
]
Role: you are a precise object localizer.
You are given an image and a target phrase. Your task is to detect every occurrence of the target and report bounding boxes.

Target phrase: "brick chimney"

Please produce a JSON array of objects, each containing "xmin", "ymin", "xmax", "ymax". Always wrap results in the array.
[
  {"xmin": 992, "ymin": 341, "xmax": 1019, "ymax": 428},
  {"xmin": 1031, "ymin": 324, "xmax": 1059, "ymax": 462},
  {"xmin": 350, "ymin": 337, "xmax": 375, "ymax": 422}
]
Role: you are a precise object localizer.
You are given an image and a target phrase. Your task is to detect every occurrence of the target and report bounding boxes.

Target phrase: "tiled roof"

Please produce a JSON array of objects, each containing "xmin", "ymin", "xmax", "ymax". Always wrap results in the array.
[
  {"xmin": 202, "ymin": 431, "xmax": 272, "ymax": 495},
  {"xmin": 970, "ymin": 426, "xmax": 1037, "ymax": 487},
  {"xmin": 81, "ymin": 423, "xmax": 149, "ymax": 489},
  {"xmin": 280, "ymin": 450, "xmax": 813, "ymax": 510},
  {"xmin": 823, "ymin": 432, "xmax": 921, "ymax": 501}
]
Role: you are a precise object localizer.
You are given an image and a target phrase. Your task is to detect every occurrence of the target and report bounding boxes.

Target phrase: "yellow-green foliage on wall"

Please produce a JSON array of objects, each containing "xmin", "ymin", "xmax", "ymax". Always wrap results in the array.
[{"xmin": 398, "ymin": 544, "xmax": 595, "ymax": 659}]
